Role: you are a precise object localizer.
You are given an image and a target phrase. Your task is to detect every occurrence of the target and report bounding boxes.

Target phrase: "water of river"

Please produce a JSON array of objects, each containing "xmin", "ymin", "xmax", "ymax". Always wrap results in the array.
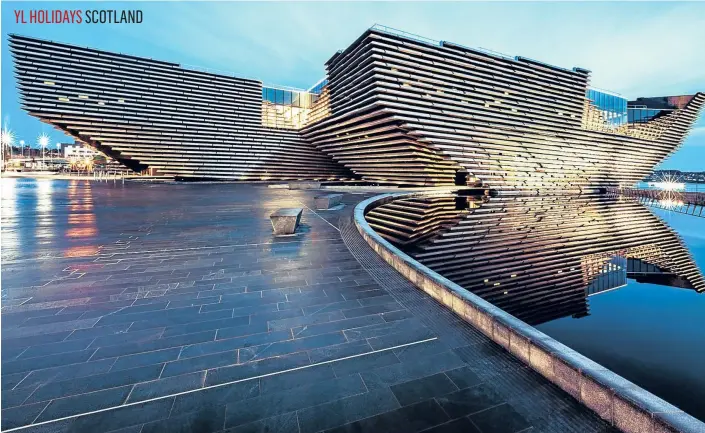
[
  {"xmin": 366, "ymin": 185, "xmax": 705, "ymax": 422},
  {"xmin": 536, "ymin": 206, "xmax": 705, "ymax": 422}
]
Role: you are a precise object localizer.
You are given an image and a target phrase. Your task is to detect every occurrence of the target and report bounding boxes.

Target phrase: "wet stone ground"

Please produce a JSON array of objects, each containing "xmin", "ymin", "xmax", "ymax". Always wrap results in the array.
[{"xmin": 1, "ymin": 179, "xmax": 615, "ymax": 433}]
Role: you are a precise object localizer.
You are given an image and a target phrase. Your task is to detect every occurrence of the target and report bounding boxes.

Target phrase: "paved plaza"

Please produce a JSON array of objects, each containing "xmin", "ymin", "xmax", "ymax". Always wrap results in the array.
[{"xmin": 1, "ymin": 180, "xmax": 615, "ymax": 433}]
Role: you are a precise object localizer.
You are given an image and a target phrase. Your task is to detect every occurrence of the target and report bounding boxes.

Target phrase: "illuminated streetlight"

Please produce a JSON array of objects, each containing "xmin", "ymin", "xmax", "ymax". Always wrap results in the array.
[
  {"xmin": 649, "ymin": 172, "xmax": 685, "ymax": 192},
  {"xmin": 37, "ymin": 133, "xmax": 50, "ymax": 169},
  {"xmin": 2, "ymin": 127, "xmax": 15, "ymax": 162},
  {"xmin": 1, "ymin": 128, "xmax": 15, "ymax": 146}
]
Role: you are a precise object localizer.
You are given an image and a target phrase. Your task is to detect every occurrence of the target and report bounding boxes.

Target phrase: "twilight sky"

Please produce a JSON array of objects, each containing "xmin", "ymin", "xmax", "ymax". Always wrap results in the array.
[{"xmin": 2, "ymin": 1, "xmax": 704, "ymax": 170}]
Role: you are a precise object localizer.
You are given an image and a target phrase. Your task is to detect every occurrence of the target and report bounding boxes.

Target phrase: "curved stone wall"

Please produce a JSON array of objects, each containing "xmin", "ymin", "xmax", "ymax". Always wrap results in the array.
[{"xmin": 354, "ymin": 191, "xmax": 705, "ymax": 433}]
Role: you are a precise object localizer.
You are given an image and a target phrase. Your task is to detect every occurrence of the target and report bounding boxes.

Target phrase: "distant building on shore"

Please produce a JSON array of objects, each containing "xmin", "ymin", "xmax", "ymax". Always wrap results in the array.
[
  {"xmin": 62, "ymin": 142, "xmax": 99, "ymax": 160},
  {"xmin": 645, "ymin": 169, "xmax": 705, "ymax": 183}
]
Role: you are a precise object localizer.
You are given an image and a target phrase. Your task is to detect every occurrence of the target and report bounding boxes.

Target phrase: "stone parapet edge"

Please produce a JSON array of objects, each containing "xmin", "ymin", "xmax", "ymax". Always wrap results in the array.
[{"xmin": 354, "ymin": 191, "xmax": 705, "ymax": 433}]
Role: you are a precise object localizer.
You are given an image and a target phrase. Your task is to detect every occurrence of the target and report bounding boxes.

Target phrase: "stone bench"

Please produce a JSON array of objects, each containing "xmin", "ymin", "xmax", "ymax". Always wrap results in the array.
[
  {"xmin": 270, "ymin": 208, "xmax": 303, "ymax": 235},
  {"xmin": 289, "ymin": 182, "xmax": 321, "ymax": 190},
  {"xmin": 314, "ymin": 194, "xmax": 343, "ymax": 210}
]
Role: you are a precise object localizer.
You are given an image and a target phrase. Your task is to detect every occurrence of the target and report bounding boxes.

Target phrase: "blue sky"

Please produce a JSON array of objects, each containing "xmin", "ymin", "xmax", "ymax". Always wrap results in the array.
[{"xmin": 2, "ymin": 1, "xmax": 704, "ymax": 170}]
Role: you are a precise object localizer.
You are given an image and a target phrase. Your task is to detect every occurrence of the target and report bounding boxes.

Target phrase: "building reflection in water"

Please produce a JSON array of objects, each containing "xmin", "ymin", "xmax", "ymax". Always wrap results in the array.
[
  {"xmin": 63, "ymin": 180, "xmax": 99, "ymax": 257},
  {"xmin": 1, "ymin": 179, "xmax": 100, "ymax": 259},
  {"xmin": 366, "ymin": 192, "xmax": 704, "ymax": 326},
  {"xmin": 1, "ymin": 178, "xmax": 20, "ymax": 259},
  {"xmin": 34, "ymin": 179, "xmax": 55, "ymax": 243},
  {"xmin": 582, "ymin": 253, "xmax": 627, "ymax": 298}
]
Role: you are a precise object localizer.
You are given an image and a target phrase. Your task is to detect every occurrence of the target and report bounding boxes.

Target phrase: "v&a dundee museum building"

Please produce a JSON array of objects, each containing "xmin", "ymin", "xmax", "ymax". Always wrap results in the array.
[
  {"xmin": 9, "ymin": 25, "xmax": 704, "ymax": 187},
  {"xmin": 4, "ymin": 24, "xmax": 705, "ymax": 433}
]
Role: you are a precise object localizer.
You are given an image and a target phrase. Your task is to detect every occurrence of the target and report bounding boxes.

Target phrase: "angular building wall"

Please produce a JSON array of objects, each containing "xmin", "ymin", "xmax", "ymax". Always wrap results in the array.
[
  {"xmin": 9, "ymin": 35, "xmax": 352, "ymax": 180},
  {"xmin": 302, "ymin": 28, "xmax": 705, "ymax": 189},
  {"xmin": 9, "ymin": 28, "xmax": 704, "ymax": 187}
]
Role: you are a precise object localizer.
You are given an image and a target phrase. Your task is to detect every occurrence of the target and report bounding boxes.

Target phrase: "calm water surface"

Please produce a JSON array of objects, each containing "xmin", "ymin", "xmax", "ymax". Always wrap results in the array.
[
  {"xmin": 536, "ymin": 207, "xmax": 705, "ymax": 422},
  {"xmin": 368, "ymin": 185, "xmax": 705, "ymax": 422}
]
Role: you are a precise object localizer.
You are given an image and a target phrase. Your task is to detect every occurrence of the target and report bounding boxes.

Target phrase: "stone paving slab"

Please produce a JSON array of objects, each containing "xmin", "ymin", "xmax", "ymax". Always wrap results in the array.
[{"xmin": 1, "ymin": 181, "xmax": 615, "ymax": 432}]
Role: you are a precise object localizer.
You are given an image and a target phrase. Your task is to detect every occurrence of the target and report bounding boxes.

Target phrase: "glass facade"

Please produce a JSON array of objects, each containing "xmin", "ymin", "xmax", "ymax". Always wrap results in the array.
[
  {"xmin": 262, "ymin": 87, "xmax": 321, "ymax": 109},
  {"xmin": 308, "ymin": 79, "xmax": 328, "ymax": 95},
  {"xmin": 585, "ymin": 254, "xmax": 627, "ymax": 296},
  {"xmin": 627, "ymin": 108, "xmax": 666, "ymax": 124},
  {"xmin": 261, "ymin": 86, "xmax": 329, "ymax": 130},
  {"xmin": 587, "ymin": 88, "xmax": 628, "ymax": 126}
]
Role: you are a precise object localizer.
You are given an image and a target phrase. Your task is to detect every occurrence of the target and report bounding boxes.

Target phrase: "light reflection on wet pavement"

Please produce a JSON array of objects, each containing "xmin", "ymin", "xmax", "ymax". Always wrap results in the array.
[{"xmin": 0, "ymin": 178, "xmax": 613, "ymax": 433}]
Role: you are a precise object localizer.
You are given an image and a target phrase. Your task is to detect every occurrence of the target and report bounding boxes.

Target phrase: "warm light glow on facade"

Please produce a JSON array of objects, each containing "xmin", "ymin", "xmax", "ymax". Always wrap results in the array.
[{"xmin": 261, "ymin": 87, "xmax": 330, "ymax": 130}]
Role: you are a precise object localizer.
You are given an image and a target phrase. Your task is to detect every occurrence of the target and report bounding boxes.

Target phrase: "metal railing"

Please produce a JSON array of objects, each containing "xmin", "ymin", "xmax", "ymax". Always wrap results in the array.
[
  {"xmin": 441, "ymin": 38, "xmax": 514, "ymax": 61},
  {"xmin": 607, "ymin": 187, "xmax": 705, "ymax": 218},
  {"xmin": 369, "ymin": 24, "xmax": 570, "ymax": 68},
  {"xmin": 514, "ymin": 55, "xmax": 573, "ymax": 73},
  {"xmin": 93, "ymin": 169, "xmax": 127, "ymax": 184},
  {"xmin": 181, "ymin": 63, "xmax": 252, "ymax": 80},
  {"xmin": 476, "ymin": 47, "xmax": 514, "ymax": 61},
  {"xmin": 370, "ymin": 24, "xmax": 441, "ymax": 47},
  {"xmin": 589, "ymin": 86, "xmax": 624, "ymax": 97}
]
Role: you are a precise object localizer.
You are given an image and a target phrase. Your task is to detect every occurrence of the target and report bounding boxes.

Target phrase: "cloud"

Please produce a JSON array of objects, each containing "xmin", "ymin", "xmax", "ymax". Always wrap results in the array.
[
  {"xmin": 684, "ymin": 127, "xmax": 705, "ymax": 148},
  {"xmin": 151, "ymin": 2, "xmax": 705, "ymax": 99},
  {"xmin": 690, "ymin": 126, "xmax": 705, "ymax": 137}
]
